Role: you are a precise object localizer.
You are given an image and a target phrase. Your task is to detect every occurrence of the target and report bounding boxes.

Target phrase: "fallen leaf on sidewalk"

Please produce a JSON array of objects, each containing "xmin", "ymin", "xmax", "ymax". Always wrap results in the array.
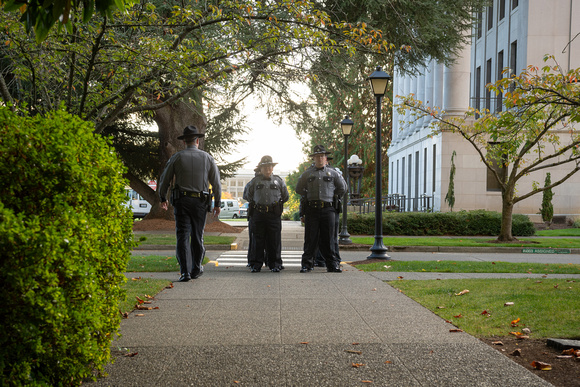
[
  {"xmin": 384, "ymin": 361, "xmax": 392, "ymax": 364},
  {"xmin": 124, "ymin": 352, "xmax": 138, "ymax": 357},
  {"xmin": 300, "ymin": 342, "xmax": 309, "ymax": 345},
  {"xmin": 351, "ymin": 363, "xmax": 365, "ymax": 368},
  {"xmin": 351, "ymin": 342, "xmax": 360, "ymax": 345},
  {"xmin": 397, "ymin": 276, "xmax": 404, "ymax": 280},
  {"xmin": 135, "ymin": 314, "xmax": 144, "ymax": 317},
  {"xmin": 449, "ymin": 329, "xmax": 463, "ymax": 332},
  {"xmin": 361, "ymin": 380, "xmax": 373, "ymax": 383},
  {"xmin": 531, "ymin": 361, "xmax": 552, "ymax": 370},
  {"xmin": 345, "ymin": 350, "xmax": 362, "ymax": 355}
]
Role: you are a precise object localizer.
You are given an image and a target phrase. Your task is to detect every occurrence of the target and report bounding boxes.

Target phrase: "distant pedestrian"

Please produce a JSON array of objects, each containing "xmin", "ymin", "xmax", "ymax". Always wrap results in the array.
[
  {"xmin": 296, "ymin": 145, "xmax": 346, "ymax": 273},
  {"xmin": 158, "ymin": 126, "xmax": 221, "ymax": 282},
  {"xmin": 243, "ymin": 155, "xmax": 289, "ymax": 272}
]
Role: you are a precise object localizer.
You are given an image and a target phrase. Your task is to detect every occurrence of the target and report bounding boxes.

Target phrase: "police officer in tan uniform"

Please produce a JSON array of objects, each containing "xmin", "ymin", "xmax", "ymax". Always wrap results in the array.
[
  {"xmin": 243, "ymin": 156, "xmax": 289, "ymax": 272},
  {"xmin": 158, "ymin": 126, "xmax": 221, "ymax": 282},
  {"xmin": 296, "ymin": 145, "xmax": 346, "ymax": 272}
]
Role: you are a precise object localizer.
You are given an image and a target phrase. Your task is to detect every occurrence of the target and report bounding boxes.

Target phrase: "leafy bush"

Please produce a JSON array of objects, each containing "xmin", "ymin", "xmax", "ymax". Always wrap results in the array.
[
  {"xmin": 0, "ymin": 108, "xmax": 134, "ymax": 385},
  {"xmin": 344, "ymin": 210, "xmax": 535, "ymax": 236}
]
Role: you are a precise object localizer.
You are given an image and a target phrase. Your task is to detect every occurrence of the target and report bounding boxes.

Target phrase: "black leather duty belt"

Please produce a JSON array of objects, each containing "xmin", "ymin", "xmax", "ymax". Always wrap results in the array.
[
  {"xmin": 308, "ymin": 200, "xmax": 333, "ymax": 209},
  {"xmin": 254, "ymin": 203, "xmax": 277, "ymax": 213},
  {"xmin": 181, "ymin": 191, "xmax": 202, "ymax": 198}
]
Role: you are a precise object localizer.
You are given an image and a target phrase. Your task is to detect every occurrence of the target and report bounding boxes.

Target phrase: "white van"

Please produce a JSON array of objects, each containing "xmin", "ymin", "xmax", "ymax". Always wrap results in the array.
[
  {"xmin": 219, "ymin": 199, "xmax": 240, "ymax": 219},
  {"xmin": 125, "ymin": 188, "xmax": 151, "ymax": 218}
]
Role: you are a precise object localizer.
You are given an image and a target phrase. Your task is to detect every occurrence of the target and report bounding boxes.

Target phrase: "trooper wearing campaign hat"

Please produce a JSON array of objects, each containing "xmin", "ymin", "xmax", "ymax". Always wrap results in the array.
[
  {"xmin": 243, "ymin": 155, "xmax": 289, "ymax": 272},
  {"xmin": 295, "ymin": 145, "xmax": 346, "ymax": 273},
  {"xmin": 158, "ymin": 125, "xmax": 222, "ymax": 282}
]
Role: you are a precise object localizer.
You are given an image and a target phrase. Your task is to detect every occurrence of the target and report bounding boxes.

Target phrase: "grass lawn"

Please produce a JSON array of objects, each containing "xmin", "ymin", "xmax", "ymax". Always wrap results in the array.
[
  {"xmin": 120, "ymin": 278, "xmax": 172, "ymax": 314},
  {"xmin": 535, "ymin": 228, "xmax": 580, "ymax": 237},
  {"xmin": 352, "ymin": 260, "xmax": 580, "ymax": 274},
  {"xmin": 389, "ymin": 278, "xmax": 580, "ymax": 339},
  {"xmin": 127, "ymin": 255, "xmax": 210, "ymax": 272},
  {"xmin": 135, "ymin": 234, "xmax": 236, "ymax": 246},
  {"xmin": 350, "ymin": 236, "xmax": 580, "ymax": 249}
]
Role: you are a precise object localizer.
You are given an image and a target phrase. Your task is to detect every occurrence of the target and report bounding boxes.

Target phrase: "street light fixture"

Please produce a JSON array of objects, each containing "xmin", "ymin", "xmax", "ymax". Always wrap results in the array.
[
  {"xmin": 339, "ymin": 115, "xmax": 353, "ymax": 245},
  {"xmin": 367, "ymin": 66, "xmax": 392, "ymax": 260}
]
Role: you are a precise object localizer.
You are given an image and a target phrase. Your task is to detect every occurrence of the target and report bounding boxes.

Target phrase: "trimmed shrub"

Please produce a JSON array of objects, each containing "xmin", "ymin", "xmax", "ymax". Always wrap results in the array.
[
  {"xmin": 0, "ymin": 108, "xmax": 134, "ymax": 385},
  {"xmin": 344, "ymin": 210, "xmax": 535, "ymax": 237}
]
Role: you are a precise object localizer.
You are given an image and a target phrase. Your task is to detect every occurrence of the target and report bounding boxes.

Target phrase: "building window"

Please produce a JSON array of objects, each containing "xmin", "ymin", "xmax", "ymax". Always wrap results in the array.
[
  {"xmin": 390, "ymin": 161, "xmax": 393, "ymax": 194},
  {"xmin": 423, "ymin": 148, "xmax": 428, "ymax": 194},
  {"xmin": 487, "ymin": 5, "xmax": 494, "ymax": 31},
  {"xmin": 486, "ymin": 58, "xmax": 492, "ymax": 112},
  {"xmin": 486, "ymin": 143, "xmax": 507, "ymax": 191},
  {"xmin": 414, "ymin": 151, "xmax": 419, "ymax": 211},
  {"xmin": 477, "ymin": 12, "xmax": 483, "ymax": 39},
  {"xmin": 497, "ymin": 50, "xmax": 504, "ymax": 112},
  {"xmin": 510, "ymin": 40, "xmax": 518, "ymax": 92},
  {"xmin": 510, "ymin": 40, "xmax": 517, "ymax": 76},
  {"xmin": 396, "ymin": 159, "xmax": 400, "ymax": 193},
  {"xmin": 475, "ymin": 66, "xmax": 482, "ymax": 113},
  {"xmin": 401, "ymin": 158, "xmax": 405, "ymax": 195},
  {"xmin": 432, "ymin": 144, "xmax": 437, "ymax": 193},
  {"xmin": 512, "ymin": 0, "xmax": 518, "ymax": 10},
  {"xmin": 499, "ymin": 0, "xmax": 506, "ymax": 20},
  {"xmin": 408, "ymin": 154, "xmax": 412, "ymax": 210}
]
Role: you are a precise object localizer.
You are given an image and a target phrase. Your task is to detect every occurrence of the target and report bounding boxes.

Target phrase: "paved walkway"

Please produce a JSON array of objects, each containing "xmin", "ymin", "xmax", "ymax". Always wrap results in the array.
[{"xmin": 88, "ymin": 221, "xmax": 580, "ymax": 386}]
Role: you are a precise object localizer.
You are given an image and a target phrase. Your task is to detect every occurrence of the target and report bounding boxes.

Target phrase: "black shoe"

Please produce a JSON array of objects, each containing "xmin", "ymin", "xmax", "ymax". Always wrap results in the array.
[
  {"xmin": 300, "ymin": 267, "xmax": 312, "ymax": 273},
  {"xmin": 251, "ymin": 267, "xmax": 261, "ymax": 273},
  {"xmin": 246, "ymin": 263, "xmax": 251, "ymax": 267},
  {"xmin": 191, "ymin": 267, "xmax": 204, "ymax": 279},
  {"xmin": 280, "ymin": 265, "xmax": 285, "ymax": 270},
  {"xmin": 178, "ymin": 273, "xmax": 191, "ymax": 282},
  {"xmin": 271, "ymin": 267, "xmax": 281, "ymax": 272},
  {"xmin": 327, "ymin": 266, "xmax": 342, "ymax": 273}
]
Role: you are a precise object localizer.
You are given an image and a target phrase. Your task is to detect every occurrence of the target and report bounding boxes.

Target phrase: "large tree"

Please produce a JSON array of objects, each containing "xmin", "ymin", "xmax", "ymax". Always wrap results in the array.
[
  {"xmin": 400, "ymin": 56, "xmax": 580, "ymax": 241},
  {"xmin": 257, "ymin": 0, "xmax": 488, "ymax": 199},
  {"xmin": 1, "ymin": 0, "xmax": 394, "ymax": 217}
]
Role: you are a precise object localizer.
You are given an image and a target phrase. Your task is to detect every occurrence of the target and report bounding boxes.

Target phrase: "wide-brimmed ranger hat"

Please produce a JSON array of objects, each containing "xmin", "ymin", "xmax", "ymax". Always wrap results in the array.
[
  {"xmin": 309, "ymin": 145, "xmax": 331, "ymax": 157},
  {"xmin": 257, "ymin": 155, "xmax": 278, "ymax": 167},
  {"xmin": 177, "ymin": 125, "xmax": 205, "ymax": 140}
]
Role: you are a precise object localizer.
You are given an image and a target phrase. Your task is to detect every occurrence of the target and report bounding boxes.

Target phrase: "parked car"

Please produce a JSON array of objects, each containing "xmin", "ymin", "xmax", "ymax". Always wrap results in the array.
[
  {"xmin": 239, "ymin": 202, "xmax": 249, "ymax": 218},
  {"xmin": 218, "ymin": 199, "xmax": 240, "ymax": 219}
]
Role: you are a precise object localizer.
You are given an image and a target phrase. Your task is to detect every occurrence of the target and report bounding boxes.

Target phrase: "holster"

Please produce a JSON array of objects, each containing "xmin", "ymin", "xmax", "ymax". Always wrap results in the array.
[{"xmin": 204, "ymin": 190, "xmax": 212, "ymax": 212}]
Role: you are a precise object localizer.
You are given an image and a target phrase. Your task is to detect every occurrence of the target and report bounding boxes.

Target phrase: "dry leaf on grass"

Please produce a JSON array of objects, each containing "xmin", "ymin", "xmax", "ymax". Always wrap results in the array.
[
  {"xmin": 455, "ymin": 289, "xmax": 469, "ymax": 296},
  {"xmin": 504, "ymin": 302, "xmax": 514, "ymax": 306}
]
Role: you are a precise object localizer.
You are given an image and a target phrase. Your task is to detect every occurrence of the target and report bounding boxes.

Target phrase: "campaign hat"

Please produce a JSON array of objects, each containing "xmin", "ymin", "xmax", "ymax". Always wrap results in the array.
[
  {"xmin": 177, "ymin": 125, "xmax": 205, "ymax": 140},
  {"xmin": 309, "ymin": 145, "xmax": 331, "ymax": 157}
]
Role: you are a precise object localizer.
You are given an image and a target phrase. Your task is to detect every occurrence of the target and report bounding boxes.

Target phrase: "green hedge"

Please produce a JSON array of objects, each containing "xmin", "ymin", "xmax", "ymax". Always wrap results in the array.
[
  {"xmin": 0, "ymin": 108, "xmax": 135, "ymax": 385},
  {"xmin": 345, "ymin": 210, "xmax": 535, "ymax": 236}
]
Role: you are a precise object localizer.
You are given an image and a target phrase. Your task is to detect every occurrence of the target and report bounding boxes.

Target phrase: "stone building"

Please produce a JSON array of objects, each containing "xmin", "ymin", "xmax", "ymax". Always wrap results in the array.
[{"xmin": 388, "ymin": 0, "xmax": 580, "ymax": 222}]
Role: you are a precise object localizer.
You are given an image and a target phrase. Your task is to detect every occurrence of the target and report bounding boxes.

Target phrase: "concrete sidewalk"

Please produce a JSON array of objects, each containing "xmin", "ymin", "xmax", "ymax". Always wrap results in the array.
[{"xmin": 91, "ymin": 264, "xmax": 552, "ymax": 386}]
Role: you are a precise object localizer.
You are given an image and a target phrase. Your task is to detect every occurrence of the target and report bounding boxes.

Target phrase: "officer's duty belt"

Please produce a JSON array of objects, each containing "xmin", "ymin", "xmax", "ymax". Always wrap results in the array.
[
  {"xmin": 308, "ymin": 200, "xmax": 333, "ymax": 209},
  {"xmin": 181, "ymin": 191, "xmax": 202, "ymax": 198},
  {"xmin": 254, "ymin": 203, "xmax": 278, "ymax": 213}
]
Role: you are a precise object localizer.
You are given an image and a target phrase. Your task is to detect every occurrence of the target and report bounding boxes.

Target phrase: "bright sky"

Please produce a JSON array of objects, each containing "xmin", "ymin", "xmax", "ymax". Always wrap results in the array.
[{"xmin": 223, "ymin": 105, "xmax": 309, "ymax": 174}]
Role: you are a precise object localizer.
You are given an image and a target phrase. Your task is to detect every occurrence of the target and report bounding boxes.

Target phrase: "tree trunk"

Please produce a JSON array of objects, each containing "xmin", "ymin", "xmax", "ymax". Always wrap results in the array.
[
  {"xmin": 497, "ymin": 188, "xmax": 516, "ymax": 242},
  {"xmin": 143, "ymin": 94, "xmax": 207, "ymax": 220}
]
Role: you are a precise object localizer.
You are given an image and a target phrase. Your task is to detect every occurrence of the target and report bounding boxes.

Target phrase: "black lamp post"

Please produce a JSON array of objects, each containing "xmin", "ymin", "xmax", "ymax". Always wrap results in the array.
[
  {"xmin": 367, "ymin": 66, "xmax": 391, "ymax": 260},
  {"xmin": 339, "ymin": 115, "xmax": 353, "ymax": 245}
]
